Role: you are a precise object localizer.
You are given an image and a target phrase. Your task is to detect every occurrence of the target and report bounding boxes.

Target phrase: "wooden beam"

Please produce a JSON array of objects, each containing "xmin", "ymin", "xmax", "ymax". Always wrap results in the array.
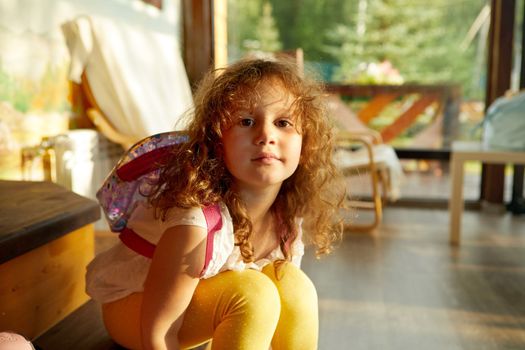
[
  {"xmin": 182, "ymin": 0, "xmax": 214, "ymax": 88},
  {"xmin": 481, "ymin": 0, "xmax": 516, "ymax": 203},
  {"xmin": 213, "ymin": 0, "xmax": 228, "ymax": 69},
  {"xmin": 326, "ymin": 83, "xmax": 456, "ymax": 97},
  {"xmin": 510, "ymin": 1, "xmax": 525, "ymax": 205},
  {"xmin": 380, "ymin": 95, "xmax": 438, "ymax": 143},
  {"xmin": 357, "ymin": 93, "xmax": 399, "ymax": 124}
]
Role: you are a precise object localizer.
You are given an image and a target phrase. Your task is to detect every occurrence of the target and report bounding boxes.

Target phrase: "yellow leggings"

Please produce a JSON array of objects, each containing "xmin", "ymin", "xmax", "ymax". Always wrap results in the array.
[{"xmin": 101, "ymin": 262, "xmax": 318, "ymax": 350}]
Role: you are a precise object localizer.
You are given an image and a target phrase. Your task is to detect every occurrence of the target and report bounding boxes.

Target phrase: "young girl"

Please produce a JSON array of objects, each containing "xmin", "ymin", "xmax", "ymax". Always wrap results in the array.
[{"xmin": 86, "ymin": 58, "xmax": 345, "ymax": 350}]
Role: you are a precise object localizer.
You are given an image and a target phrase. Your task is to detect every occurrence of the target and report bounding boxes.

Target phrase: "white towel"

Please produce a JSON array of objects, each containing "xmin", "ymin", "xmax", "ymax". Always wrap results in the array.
[{"xmin": 61, "ymin": 15, "xmax": 193, "ymax": 140}]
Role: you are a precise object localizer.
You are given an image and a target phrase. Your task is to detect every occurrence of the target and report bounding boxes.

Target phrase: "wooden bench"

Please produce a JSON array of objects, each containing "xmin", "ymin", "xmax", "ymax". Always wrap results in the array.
[{"xmin": 0, "ymin": 180, "xmax": 99, "ymax": 342}]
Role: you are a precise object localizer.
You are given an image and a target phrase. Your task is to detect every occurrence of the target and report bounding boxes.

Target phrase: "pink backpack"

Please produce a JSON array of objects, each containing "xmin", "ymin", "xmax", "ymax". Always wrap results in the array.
[{"xmin": 96, "ymin": 131, "xmax": 222, "ymax": 270}]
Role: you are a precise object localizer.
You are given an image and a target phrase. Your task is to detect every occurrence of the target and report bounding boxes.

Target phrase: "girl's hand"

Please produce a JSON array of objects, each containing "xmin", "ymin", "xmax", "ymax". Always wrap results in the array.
[{"xmin": 141, "ymin": 225, "xmax": 207, "ymax": 350}]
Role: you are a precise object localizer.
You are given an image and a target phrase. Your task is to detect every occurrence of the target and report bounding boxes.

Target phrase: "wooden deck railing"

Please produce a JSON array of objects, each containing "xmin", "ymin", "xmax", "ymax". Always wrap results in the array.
[{"xmin": 325, "ymin": 84, "xmax": 462, "ymax": 149}]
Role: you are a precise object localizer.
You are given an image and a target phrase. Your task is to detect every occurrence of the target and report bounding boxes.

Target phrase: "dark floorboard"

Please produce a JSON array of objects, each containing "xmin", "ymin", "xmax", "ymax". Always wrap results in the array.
[{"xmin": 34, "ymin": 300, "xmax": 121, "ymax": 350}]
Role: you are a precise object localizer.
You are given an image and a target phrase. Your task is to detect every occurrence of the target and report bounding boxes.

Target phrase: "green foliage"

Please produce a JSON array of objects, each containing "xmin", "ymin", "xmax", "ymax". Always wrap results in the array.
[
  {"xmin": 0, "ymin": 62, "xmax": 69, "ymax": 114},
  {"xmin": 227, "ymin": 0, "xmax": 263, "ymax": 60},
  {"xmin": 270, "ymin": 0, "xmax": 357, "ymax": 62},
  {"xmin": 324, "ymin": 0, "xmax": 488, "ymax": 98},
  {"xmin": 228, "ymin": 0, "xmax": 489, "ymax": 99},
  {"xmin": 0, "ymin": 63, "xmax": 33, "ymax": 113},
  {"xmin": 256, "ymin": 3, "xmax": 282, "ymax": 52},
  {"xmin": 330, "ymin": 2, "xmax": 462, "ymax": 73},
  {"xmin": 227, "ymin": 0, "xmax": 283, "ymax": 59}
]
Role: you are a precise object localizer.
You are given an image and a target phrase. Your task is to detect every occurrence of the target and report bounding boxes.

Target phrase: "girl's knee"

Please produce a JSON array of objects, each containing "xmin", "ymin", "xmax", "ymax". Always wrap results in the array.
[
  {"xmin": 262, "ymin": 263, "xmax": 318, "ymax": 314},
  {"xmin": 204, "ymin": 271, "xmax": 282, "ymax": 349},
  {"xmin": 219, "ymin": 270, "xmax": 281, "ymax": 323},
  {"xmin": 263, "ymin": 264, "xmax": 319, "ymax": 349},
  {"xmin": 263, "ymin": 263, "xmax": 317, "ymax": 292}
]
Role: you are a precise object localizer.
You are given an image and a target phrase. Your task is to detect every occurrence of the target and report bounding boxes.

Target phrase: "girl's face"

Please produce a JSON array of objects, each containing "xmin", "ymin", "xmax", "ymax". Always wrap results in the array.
[{"xmin": 221, "ymin": 81, "xmax": 302, "ymax": 192}]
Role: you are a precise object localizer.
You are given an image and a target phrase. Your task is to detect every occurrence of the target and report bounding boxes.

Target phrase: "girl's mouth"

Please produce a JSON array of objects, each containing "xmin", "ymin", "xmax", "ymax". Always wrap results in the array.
[{"xmin": 252, "ymin": 152, "xmax": 280, "ymax": 163}]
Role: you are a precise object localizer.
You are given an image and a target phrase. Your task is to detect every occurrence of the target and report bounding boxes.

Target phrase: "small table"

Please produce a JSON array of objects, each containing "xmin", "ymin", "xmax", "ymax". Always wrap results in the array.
[{"xmin": 449, "ymin": 141, "xmax": 525, "ymax": 245}]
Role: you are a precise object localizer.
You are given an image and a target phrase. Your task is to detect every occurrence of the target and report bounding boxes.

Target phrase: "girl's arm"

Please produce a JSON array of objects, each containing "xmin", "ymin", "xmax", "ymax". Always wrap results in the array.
[{"xmin": 141, "ymin": 225, "xmax": 207, "ymax": 350}]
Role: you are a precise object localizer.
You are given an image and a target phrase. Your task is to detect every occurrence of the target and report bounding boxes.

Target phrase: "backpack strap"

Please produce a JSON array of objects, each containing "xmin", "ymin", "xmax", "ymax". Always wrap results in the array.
[
  {"xmin": 119, "ymin": 204, "xmax": 223, "ymax": 277},
  {"xmin": 201, "ymin": 205, "xmax": 223, "ymax": 275},
  {"xmin": 116, "ymin": 145, "xmax": 175, "ymax": 181},
  {"xmin": 119, "ymin": 226, "xmax": 156, "ymax": 258}
]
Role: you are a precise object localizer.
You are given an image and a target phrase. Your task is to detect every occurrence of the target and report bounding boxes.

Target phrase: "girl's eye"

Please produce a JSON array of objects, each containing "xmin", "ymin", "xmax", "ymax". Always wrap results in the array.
[
  {"xmin": 239, "ymin": 118, "xmax": 255, "ymax": 127},
  {"xmin": 276, "ymin": 119, "xmax": 293, "ymax": 128}
]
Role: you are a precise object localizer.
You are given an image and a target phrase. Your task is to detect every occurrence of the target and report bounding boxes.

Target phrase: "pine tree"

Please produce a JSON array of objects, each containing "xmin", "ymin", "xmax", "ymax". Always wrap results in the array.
[
  {"xmin": 227, "ymin": 1, "xmax": 282, "ymax": 59},
  {"xmin": 271, "ymin": 0, "xmax": 357, "ymax": 62},
  {"xmin": 256, "ymin": 2, "xmax": 282, "ymax": 52},
  {"xmin": 227, "ymin": 0, "xmax": 263, "ymax": 61},
  {"xmin": 325, "ymin": 0, "xmax": 486, "ymax": 95}
]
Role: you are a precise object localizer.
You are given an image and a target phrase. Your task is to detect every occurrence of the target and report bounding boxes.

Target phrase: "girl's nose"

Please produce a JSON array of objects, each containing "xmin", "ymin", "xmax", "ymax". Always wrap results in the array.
[{"xmin": 254, "ymin": 123, "xmax": 276, "ymax": 145}]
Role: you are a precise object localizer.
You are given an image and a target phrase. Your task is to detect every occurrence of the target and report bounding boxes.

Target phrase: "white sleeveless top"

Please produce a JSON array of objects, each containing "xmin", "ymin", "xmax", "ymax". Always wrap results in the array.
[{"xmin": 86, "ymin": 202, "xmax": 305, "ymax": 303}]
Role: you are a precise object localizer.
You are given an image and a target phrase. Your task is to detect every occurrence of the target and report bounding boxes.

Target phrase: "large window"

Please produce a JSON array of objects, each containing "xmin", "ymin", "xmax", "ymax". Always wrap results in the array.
[
  {"xmin": 225, "ymin": 0, "xmax": 524, "ymax": 203},
  {"xmin": 228, "ymin": 0, "xmax": 489, "ymax": 145}
]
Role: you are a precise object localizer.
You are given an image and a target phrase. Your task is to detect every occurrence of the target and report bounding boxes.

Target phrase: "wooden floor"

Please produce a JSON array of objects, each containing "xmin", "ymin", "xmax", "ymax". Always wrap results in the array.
[
  {"xmin": 350, "ymin": 163, "xmax": 516, "ymax": 202},
  {"xmin": 303, "ymin": 206, "xmax": 525, "ymax": 350},
  {"xmin": 36, "ymin": 206, "xmax": 525, "ymax": 349}
]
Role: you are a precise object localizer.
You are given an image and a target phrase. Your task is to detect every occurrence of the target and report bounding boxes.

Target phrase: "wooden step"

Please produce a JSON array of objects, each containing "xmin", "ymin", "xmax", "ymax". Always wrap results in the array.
[{"xmin": 33, "ymin": 299, "xmax": 122, "ymax": 350}]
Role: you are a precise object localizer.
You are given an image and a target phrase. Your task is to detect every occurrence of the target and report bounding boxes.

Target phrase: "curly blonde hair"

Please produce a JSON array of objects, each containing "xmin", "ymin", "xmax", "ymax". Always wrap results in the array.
[{"xmin": 150, "ymin": 58, "xmax": 345, "ymax": 264}]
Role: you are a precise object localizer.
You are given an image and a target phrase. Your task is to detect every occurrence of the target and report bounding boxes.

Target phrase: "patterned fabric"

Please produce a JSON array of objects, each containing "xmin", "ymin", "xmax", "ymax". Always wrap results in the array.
[{"xmin": 96, "ymin": 131, "xmax": 187, "ymax": 232}]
